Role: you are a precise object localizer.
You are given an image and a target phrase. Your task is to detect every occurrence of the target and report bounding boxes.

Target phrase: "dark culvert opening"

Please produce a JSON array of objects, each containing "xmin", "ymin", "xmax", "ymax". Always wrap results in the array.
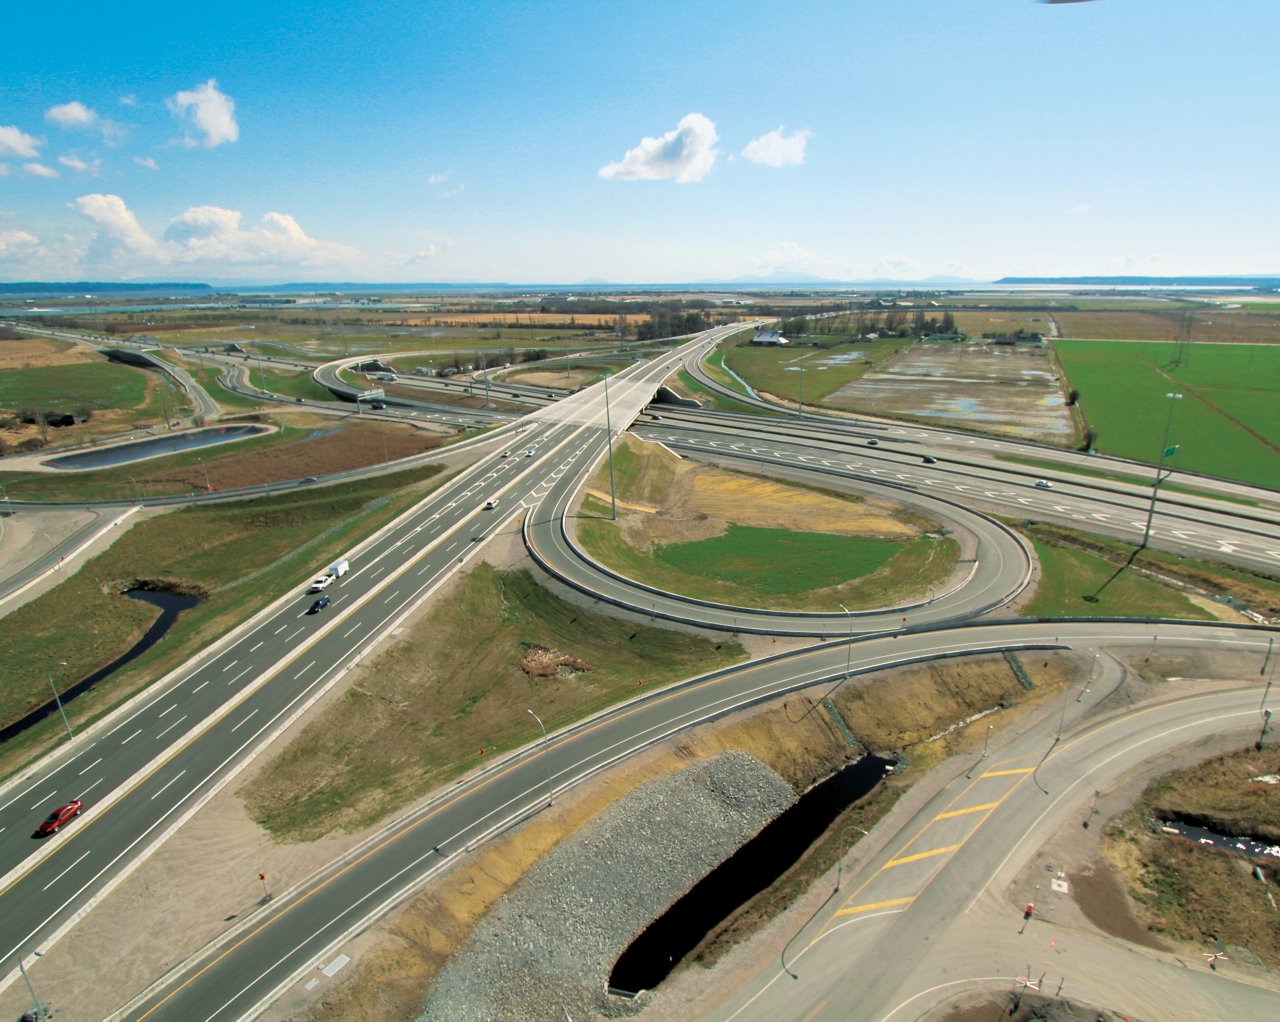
[{"xmin": 608, "ymin": 753, "xmax": 894, "ymax": 997}]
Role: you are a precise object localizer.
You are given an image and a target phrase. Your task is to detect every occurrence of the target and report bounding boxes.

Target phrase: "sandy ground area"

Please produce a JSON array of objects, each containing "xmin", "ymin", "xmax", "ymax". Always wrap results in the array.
[{"xmin": 0, "ymin": 506, "xmax": 159, "ymax": 619}]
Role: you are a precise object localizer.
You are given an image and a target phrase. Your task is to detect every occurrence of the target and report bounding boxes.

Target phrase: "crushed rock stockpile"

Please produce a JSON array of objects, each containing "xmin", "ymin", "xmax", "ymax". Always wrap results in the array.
[{"xmin": 419, "ymin": 749, "xmax": 796, "ymax": 1021}]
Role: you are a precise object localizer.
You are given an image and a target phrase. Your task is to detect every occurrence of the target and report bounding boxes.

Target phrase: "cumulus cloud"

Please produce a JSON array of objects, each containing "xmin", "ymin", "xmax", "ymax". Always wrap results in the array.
[
  {"xmin": 164, "ymin": 205, "xmax": 355, "ymax": 265},
  {"xmin": 0, "ymin": 125, "xmax": 41, "ymax": 159},
  {"xmin": 0, "ymin": 229, "xmax": 40, "ymax": 261},
  {"xmin": 59, "ymin": 154, "xmax": 101, "ymax": 175},
  {"xmin": 741, "ymin": 126, "xmax": 811, "ymax": 167},
  {"xmin": 24, "ymin": 162, "xmax": 59, "ymax": 178},
  {"xmin": 598, "ymin": 113, "xmax": 719, "ymax": 184},
  {"xmin": 133, "ymin": 156, "xmax": 159, "ymax": 170},
  {"xmin": 73, "ymin": 194, "xmax": 166, "ymax": 263},
  {"xmin": 46, "ymin": 101, "xmax": 97, "ymax": 128},
  {"xmin": 406, "ymin": 243, "xmax": 439, "ymax": 264},
  {"xmin": 168, "ymin": 79, "xmax": 239, "ymax": 148}
]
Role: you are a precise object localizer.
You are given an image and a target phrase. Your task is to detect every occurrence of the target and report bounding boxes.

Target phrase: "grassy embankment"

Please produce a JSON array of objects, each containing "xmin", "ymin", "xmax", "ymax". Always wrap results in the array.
[
  {"xmin": 1020, "ymin": 522, "xmax": 1280, "ymax": 621},
  {"xmin": 1105, "ymin": 746, "xmax": 1280, "ymax": 968},
  {"xmin": 244, "ymin": 563, "xmax": 748, "ymax": 840},
  {"xmin": 0, "ymin": 463, "xmax": 447, "ymax": 781},
  {"xmin": 575, "ymin": 437, "xmax": 957, "ymax": 612},
  {"xmin": 1054, "ymin": 339, "xmax": 1280, "ymax": 489},
  {"xmin": 293, "ymin": 650, "xmax": 1079, "ymax": 1022},
  {"xmin": 0, "ymin": 359, "xmax": 192, "ymax": 434}
]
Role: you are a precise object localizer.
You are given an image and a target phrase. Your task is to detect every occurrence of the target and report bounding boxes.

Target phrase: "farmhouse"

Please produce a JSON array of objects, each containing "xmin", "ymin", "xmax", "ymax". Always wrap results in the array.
[{"xmin": 751, "ymin": 331, "xmax": 789, "ymax": 346}]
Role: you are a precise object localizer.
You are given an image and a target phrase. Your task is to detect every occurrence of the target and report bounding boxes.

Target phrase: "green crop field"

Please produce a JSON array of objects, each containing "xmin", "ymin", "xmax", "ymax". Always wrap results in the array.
[{"xmin": 1054, "ymin": 340, "xmax": 1280, "ymax": 488}]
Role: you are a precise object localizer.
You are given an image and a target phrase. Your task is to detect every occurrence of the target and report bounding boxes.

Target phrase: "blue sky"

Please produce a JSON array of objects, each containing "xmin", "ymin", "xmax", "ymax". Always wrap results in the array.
[{"xmin": 1, "ymin": 0, "xmax": 1276, "ymax": 284}]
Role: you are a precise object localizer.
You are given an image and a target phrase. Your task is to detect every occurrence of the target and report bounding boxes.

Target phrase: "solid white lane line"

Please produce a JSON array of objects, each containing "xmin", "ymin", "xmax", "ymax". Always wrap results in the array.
[
  {"xmin": 230, "ymin": 709, "xmax": 258, "ymax": 733},
  {"xmin": 42, "ymin": 850, "xmax": 91, "ymax": 891},
  {"xmin": 149, "ymin": 769, "xmax": 187, "ymax": 801},
  {"xmin": 155, "ymin": 715, "xmax": 187, "ymax": 741}
]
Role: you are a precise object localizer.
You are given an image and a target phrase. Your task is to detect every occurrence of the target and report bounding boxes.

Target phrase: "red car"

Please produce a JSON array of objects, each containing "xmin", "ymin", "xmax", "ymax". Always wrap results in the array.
[{"xmin": 36, "ymin": 800, "xmax": 82, "ymax": 836}]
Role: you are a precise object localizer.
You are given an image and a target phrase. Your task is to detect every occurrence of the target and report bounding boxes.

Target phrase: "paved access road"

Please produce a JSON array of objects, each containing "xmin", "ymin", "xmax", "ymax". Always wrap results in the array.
[{"xmin": 713, "ymin": 680, "xmax": 1280, "ymax": 1022}]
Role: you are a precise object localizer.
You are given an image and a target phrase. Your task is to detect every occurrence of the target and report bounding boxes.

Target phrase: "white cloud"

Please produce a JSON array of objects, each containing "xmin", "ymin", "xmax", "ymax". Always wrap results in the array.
[
  {"xmin": 0, "ymin": 229, "xmax": 40, "ymax": 261},
  {"xmin": 59, "ymin": 154, "xmax": 101, "ymax": 175},
  {"xmin": 0, "ymin": 125, "xmax": 41, "ymax": 159},
  {"xmin": 427, "ymin": 171, "xmax": 450, "ymax": 186},
  {"xmin": 73, "ymin": 194, "xmax": 166, "ymax": 263},
  {"xmin": 741, "ymin": 126, "xmax": 811, "ymax": 167},
  {"xmin": 133, "ymin": 156, "xmax": 159, "ymax": 170},
  {"xmin": 406, "ymin": 243, "xmax": 439, "ymax": 264},
  {"xmin": 167, "ymin": 79, "xmax": 239, "ymax": 148},
  {"xmin": 164, "ymin": 205, "xmax": 355, "ymax": 265},
  {"xmin": 119, "ymin": 95, "xmax": 138, "ymax": 107},
  {"xmin": 1068, "ymin": 202, "xmax": 1091, "ymax": 215},
  {"xmin": 24, "ymin": 162, "xmax": 59, "ymax": 178},
  {"xmin": 46, "ymin": 101, "xmax": 97, "ymax": 128},
  {"xmin": 598, "ymin": 113, "xmax": 719, "ymax": 184}
]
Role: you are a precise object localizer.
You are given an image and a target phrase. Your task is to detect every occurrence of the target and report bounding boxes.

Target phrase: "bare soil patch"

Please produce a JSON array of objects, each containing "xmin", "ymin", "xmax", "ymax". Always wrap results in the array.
[{"xmin": 504, "ymin": 368, "xmax": 597, "ymax": 390}]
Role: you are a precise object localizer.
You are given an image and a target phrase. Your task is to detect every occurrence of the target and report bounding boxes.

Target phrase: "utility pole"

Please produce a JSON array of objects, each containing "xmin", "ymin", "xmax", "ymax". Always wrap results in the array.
[{"xmin": 1140, "ymin": 392, "xmax": 1182, "ymax": 549}]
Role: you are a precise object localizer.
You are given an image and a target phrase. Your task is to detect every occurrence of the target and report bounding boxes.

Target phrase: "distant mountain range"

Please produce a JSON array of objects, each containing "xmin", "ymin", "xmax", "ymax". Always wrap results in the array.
[{"xmin": 996, "ymin": 275, "xmax": 1280, "ymax": 288}]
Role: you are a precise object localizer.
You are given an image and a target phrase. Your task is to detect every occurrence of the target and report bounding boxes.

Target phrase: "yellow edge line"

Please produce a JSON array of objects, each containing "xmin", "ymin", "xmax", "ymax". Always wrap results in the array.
[{"xmin": 980, "ymin": 767, "xmax": 1033, "ymax": 777}]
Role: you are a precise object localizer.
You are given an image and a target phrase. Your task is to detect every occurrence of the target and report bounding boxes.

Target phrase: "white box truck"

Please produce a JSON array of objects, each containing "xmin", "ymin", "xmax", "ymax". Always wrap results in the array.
[{"xmin": 329, "ymin": 558, "xmax": 350, "ymax": 578}]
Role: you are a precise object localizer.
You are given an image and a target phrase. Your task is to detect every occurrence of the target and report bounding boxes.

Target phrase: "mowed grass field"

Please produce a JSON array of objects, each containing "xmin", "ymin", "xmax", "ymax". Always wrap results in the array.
[
  {"xmin": 0, "ymin": 360, "xmax": 149, "ymax": 411},
  {"xmin": 1054, "ymin": 340, "xmax": 1280, "ymax": 488}
]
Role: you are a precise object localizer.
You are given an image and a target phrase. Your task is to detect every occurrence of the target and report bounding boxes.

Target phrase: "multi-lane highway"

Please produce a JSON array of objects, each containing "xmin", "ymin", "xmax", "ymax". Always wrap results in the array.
[{"xmin": 0, "ymin": 321, "xmax": 1276, "ymax": 1021}]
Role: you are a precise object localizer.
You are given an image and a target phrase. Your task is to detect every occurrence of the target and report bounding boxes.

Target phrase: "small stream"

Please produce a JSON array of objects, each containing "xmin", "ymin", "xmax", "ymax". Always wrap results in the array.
[{"xmin": 0, "ymin": 588, "xmax": 199, "ymax": 744}]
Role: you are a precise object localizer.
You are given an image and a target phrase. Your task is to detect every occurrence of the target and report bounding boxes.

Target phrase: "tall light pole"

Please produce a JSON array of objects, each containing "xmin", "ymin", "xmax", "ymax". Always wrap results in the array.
[
  {"xmin": 47, "ymin": 660, "xmax": 73, "ymax": 740},
  {"xmin": 0, "ymin": 481, "xmax": 10, "ymax": 516},
  {"xmin": 17, "ymin": 952, "xmax": 51, "ymax": 1020},
  {"xmin": 1140, "ymin": 392, "xmax": 1182, "ymax": 549},
  {"xmin": 796, "ymin": 364, "xmax": 804, "ymax": 418},
  {"xmin": 835, "ymin": 823, "xmax": 869, "ymax": 891},
  {"xmin": 603, "ymin": 373, "xmax": 617, "ymax": 521},
  {"xmin": 527, "ymin": 709, "xmax": 553, "ymax": 806},
  {"xmin": 198, "ymin": 456, "xmax": 211, "ymax": 492},
  {"xmin": 839, "ymin": 603, "xmax": 853, "ymax": 679}
]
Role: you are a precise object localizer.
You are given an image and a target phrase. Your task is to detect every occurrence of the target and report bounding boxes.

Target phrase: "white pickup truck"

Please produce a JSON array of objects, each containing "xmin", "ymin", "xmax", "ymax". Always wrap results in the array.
[{"xmin": 308, "ymin": 558, "xmax": 350, "ymax": 592}]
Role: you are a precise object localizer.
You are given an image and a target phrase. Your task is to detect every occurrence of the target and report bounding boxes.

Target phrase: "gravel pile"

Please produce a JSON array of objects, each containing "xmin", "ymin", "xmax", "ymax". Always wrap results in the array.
[{"xmin": 419, "ymin": 750, "xmax": 796, "ymax": 1021}]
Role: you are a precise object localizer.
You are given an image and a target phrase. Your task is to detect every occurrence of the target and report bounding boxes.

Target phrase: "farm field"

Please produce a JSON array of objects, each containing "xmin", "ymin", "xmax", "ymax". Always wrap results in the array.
[
  {"xmin": 724, "ymin": 337, "xmax": 912, "ymax": 407},
  {"xmin": 1054, "ymin": 340, "xmax": 1280, "ymax": 488},
  {"xmin": 1054, "ymin": 307, "xmax": 1280, "ymax": 344}
]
